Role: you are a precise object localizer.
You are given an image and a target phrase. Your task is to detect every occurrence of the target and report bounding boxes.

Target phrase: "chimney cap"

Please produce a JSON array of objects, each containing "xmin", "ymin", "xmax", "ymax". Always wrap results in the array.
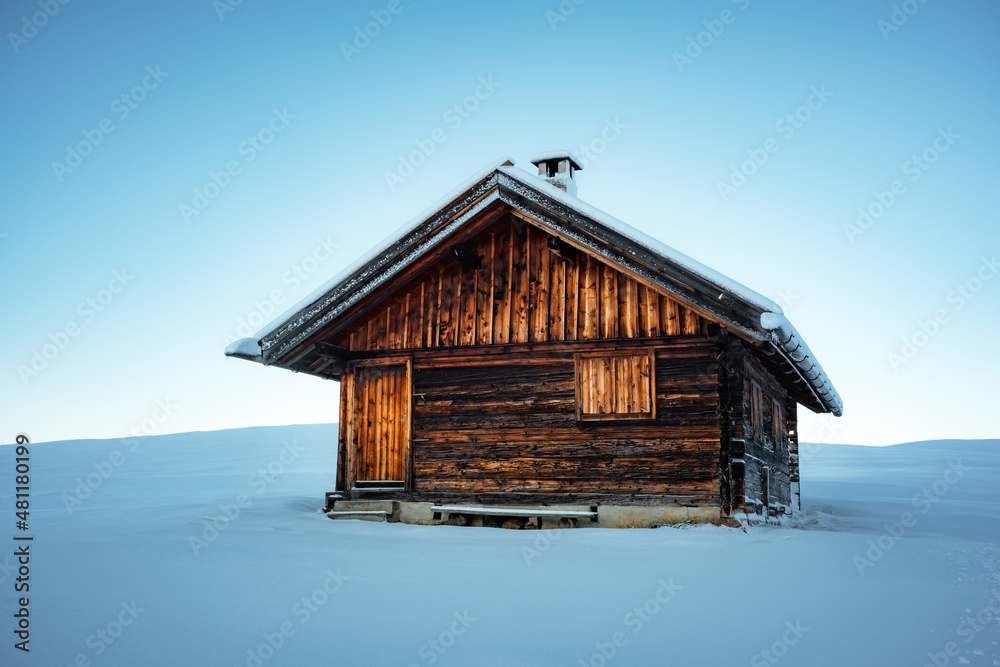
[{"xmin": 529, "ymin": 150, "xmax": 583, "ymax": 171}]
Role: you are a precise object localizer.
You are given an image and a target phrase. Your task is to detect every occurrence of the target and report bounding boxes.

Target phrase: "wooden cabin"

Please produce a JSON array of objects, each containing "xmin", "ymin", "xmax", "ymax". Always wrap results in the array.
[{"xmin": 225, "ymin": 153, "xmax": 842, "ymax": 528}]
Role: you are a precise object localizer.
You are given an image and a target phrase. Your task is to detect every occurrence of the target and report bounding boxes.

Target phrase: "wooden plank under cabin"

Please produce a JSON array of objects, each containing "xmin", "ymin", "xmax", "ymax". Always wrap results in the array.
[
  {"xmin": 491, "ymin": 222, "xmax": 512, "ymax": 344},
  {"xmin": 580, "ymin": 254, "xmax": 599, "ymax": 339},
  {"xmin": 510, "ymin": 221, "xmax": 530, "ymax": 344},
  {"xmin": 599, "ymin": 262, "xmax": 619, "ymax": 338},
  {"xmin": 476, "ymin": 232, "xmax": 494, "ymax": 346},
  {"xmin": 458, "ymin": 260, "xmax": 477, "ymax": 346},
  {"xmin": 528, "ymin": 226, "xmax": 550, "ymax": 343}
]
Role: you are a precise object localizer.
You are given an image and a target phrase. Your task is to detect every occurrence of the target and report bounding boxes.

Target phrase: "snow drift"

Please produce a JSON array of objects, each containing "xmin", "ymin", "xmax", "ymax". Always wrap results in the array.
[{"xmin": 1, "ymin": 427, "xmax": 997, "ymax": 666}]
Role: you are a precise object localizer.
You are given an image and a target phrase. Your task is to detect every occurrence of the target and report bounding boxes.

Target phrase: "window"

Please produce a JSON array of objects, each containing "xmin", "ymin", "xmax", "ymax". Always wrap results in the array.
[{"xmin": 575, "ymin": 350, "xmax": 656, "ymax": 421}]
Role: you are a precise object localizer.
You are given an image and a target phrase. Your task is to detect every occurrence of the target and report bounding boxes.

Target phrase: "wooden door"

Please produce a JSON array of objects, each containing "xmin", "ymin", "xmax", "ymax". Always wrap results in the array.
[{"xmin": 349, "ymin": 358, "xmax": 411, "ymax": 485}]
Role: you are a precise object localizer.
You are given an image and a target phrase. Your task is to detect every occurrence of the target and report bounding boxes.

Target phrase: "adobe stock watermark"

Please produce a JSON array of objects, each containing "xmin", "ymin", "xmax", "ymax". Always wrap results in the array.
[
  {"xmin": 716, "ymin": 85, "xmax": 833, "ymax": 202},
  {"xmin": 235, "ymin": 568, "xmax": 348, "ymax": 667},
  {"xmin": 750, "ymin": 620, "xmax": 809, "ymax": 666},
  {"xmin": 578, "ymin": 578, "xmax": 682, "ymax": 667},
  {"xmin": 51, "ymin": 66, "xmax": 169, "ymax": 182},
  {"xmin": 853, "ymin": 459, "xmax": 969, "ymax": 575},
  {"xmin": 384, "ymin": 75, "xmax": 500, "ymax": 192},
  {"xmin": 573, "ymin": 117, "xmax": 628, "ymax": 169},
  {"xmin": 340, "ymin": 0, "xmax": 412, "ymax": 63},
  {"xmin": 7, "ymin": 0, "xmax": 72, "ymax": 54},
  {"xmin": 920, "ymin": 590, "xmax": 1000, "ymax": 667},
  {"xmin": 887, "ymin": 254, "xmax": 997, "ymax": 371},
  {"xmin": 797, "ymin": 411, "xmax": 846, "ymax": 471},
  {"xmin": 546, "ymin": 0, "xmax": 586, "ymax": 30},
  {"xmin": 844, "ymin": 127, "xmax": 958, "ymax": 243},
  {"xmin": 59, "ymin": 600, "xmax": 145, "ymax": 666},
  {"xmin": 179, "ymin": 107, "xmax": 295, "ymax": 223},
  {"xmin": 188, "ymin": 438, "xmax": 305, "ymax": 555},
  {"xmin": 213, "ymin": 0, "xmax": 246, "ymax": 21},
  {"xmin": 223, "ymin": 235, "xmax": 339, "ymax": 346},
  {"xmin": 17, "ymin": 269, "xmax": 135, "ymax": 386},
  {"xmin": 672, "ymin": 0, "xmax": 751, "ymax": 73},
  {"xmin": 406, "ymin": 611, "xmax": 477, "ymax": 667},
  {"xmin": 521, "ymin": 525, "xmax": 563, "ymax": 565},
  {"xmin": 61, "ymin": 398, "xmax": 178, "ymax": 513},
  {"xmin": 877, "ymin": 0, "xmax": 932, "ymax": 41},
  {"xmin": 770, "ymin": 287, "xmax": 799, "ymax": 312}
]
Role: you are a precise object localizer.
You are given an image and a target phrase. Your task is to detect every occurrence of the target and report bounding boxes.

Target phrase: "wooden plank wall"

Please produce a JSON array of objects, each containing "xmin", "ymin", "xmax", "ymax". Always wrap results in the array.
[
  {"xmin": 336, "ymin": 216, "xmax": 708, "ymax": 353},
  {"xmin": 739, "ymin": 345, "xmax": 792, "ymax": 513},
  {"xmin": 406, "ymin": 339, "xmax": 722, "ymax": 504}
]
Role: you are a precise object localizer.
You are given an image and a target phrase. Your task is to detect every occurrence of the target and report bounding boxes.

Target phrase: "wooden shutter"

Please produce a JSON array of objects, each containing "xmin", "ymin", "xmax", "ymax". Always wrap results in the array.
[
  {"xmin": 772, "ymin": 398, "xmax": 785, "ymax": 454},
  {"xmin": 575, "ymin": 350, "xmax": 656, "ymax": 421}
]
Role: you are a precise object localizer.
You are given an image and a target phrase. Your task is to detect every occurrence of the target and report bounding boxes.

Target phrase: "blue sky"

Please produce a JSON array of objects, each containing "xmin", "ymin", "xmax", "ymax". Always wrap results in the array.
[{"xmin": 3, "ymin": 0, "xmax": 997, "ymax": 446}]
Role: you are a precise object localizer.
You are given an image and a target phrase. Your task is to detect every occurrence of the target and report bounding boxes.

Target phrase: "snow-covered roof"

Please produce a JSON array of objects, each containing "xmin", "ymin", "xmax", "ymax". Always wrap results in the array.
[
  {"xmin": 253, "ymin": 157, "xmax": 515, "ymax": 342},
  {"xmin": 499, "ymin": 163, "xmax": 782, "ymax": 315},
  {"xmin": 229, "ymin": 156, "xmax": 842, "ymax": 416}
]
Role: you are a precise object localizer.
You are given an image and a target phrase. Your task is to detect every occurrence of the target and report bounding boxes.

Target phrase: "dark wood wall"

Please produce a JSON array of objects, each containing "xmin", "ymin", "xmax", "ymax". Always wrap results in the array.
[
  {"xmin": 399, "ymin": 338, "xmax": 722, "ymax": 505},
  {"xmin": 720, "ymin": 337, "xmax": 793, "ymax": 515},
  {"xmin": 331, "ymin": 215, "xmax": 709, "ymax": 353}
]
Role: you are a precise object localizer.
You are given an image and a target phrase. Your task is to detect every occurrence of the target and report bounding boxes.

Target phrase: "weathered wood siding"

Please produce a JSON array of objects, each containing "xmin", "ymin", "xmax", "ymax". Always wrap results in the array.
[
  {"xmin": 397, "ymin": 338, "xmax": 722, "ymax": 505},
  {"xmin": 721, "ymin": 339, "xmax": 792, "ymax": 515},
  {"xmin": 332, "ymin": 215, "xmax": 708, "ymax": 353}
]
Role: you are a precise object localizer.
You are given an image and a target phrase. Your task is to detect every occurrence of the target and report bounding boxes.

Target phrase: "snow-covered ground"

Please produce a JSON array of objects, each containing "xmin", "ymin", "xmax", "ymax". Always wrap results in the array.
[{"xmin": 1, "ymin": 426, "xmax": 998, "ymax": 666}]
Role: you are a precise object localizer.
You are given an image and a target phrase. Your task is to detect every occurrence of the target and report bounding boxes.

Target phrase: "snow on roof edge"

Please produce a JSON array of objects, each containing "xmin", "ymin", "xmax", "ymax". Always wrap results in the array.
[
  {"xmin": 239, "ymin": 155, "xmax": 843, "ymax": 413},
  {"xmin": 760, "ymin": 312, "xmax": 843, "ymax": 416},
  {"xmin": 252, "ymin": 156, "xmax": 516, "ymax": 342},
  {"xmin": 499, "ymin": 164, "xmax": 784, "ymax": 315},
  {"xmin": 224, "ymin": 337, "xmax": 263, "ymax": 361}
]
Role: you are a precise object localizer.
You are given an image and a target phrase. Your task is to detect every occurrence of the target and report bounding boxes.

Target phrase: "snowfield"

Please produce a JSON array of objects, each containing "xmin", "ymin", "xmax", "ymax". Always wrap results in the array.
[{"xmin": 1, "ymin": 426, "xmax": 998, "ymax": 667}]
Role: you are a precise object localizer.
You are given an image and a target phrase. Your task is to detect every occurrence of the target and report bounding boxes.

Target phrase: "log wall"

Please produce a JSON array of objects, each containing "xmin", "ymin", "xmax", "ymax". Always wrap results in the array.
[
  {"xmin": 722, "ymin": 339, "xmax": 793, "ymax": 515},
  {"xmin": 398, "ymin": 337, "xmax": 722, "ymax": 505}
]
